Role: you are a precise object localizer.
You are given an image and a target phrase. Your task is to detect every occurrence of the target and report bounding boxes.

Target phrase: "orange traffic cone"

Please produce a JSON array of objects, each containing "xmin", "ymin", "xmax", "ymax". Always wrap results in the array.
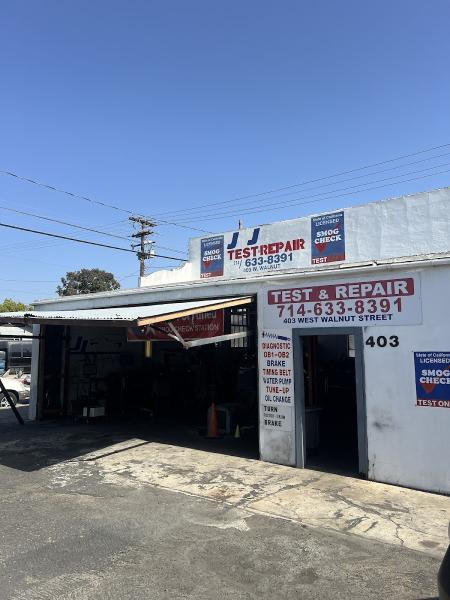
[{"xmin": 206, "ymin": 402, "xmax": 220, "ymax": 438}]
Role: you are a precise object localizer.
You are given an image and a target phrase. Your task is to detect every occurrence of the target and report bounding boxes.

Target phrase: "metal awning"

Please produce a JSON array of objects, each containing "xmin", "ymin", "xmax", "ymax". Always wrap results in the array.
[{"xmin": 0, "ymin": 296, "xmax": 253, "ymax": 328}]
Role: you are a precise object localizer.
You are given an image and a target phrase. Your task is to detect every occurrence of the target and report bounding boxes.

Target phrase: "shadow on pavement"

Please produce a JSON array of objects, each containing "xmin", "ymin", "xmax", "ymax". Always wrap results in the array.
[{"xmin": 0, "ymin": 408, "xmax": 259, "ymax": 472}]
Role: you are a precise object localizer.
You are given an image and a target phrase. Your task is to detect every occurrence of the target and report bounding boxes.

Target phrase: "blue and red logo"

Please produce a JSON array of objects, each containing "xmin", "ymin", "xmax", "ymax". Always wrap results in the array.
[
  {"xmin": 200, "ymin": 236, "xmax": 224, "ymax": 278},
  {"xmin": 311, "ymin": 211, "xmax": 345, "ymax": 265},
  {"xmin": 414, "ymin": 352, "xmax": 450, "ymax": 408}
]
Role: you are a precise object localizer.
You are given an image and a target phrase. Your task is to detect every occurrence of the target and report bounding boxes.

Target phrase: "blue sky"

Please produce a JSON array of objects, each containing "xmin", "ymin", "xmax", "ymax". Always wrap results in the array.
[{"xmin": 1, "ymin": 0, "xmax": 449, "ymax": 302}]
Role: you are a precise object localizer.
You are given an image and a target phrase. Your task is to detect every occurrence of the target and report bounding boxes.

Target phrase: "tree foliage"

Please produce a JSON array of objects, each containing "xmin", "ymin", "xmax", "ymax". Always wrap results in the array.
[
  {"xmin": 0, "ymin": 298, "xmax": 31, "ymax": 312},
  {"xmin": 57, "ymin": 268, "xmax": 120, "ymax": 296}
]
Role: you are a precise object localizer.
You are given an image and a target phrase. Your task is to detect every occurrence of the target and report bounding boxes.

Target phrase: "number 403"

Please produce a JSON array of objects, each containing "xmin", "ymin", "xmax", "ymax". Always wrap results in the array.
[{"xmin": 365, "ymin": 335, "xmax": 399, "ymax": 348}]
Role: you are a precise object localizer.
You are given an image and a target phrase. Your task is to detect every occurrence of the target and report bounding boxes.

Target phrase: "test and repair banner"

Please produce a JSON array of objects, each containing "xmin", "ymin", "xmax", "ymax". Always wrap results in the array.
[
  {"xmin": 259, "ymin": 330, "xmax": 294, "ymax": 432},
  {"xmin": 199, "ymin": 219, "xmax": 310, "ymax": 279},
  {"xmin": 263, "ymin": 274, "xmax": 422, "ymax": 328},
  {"xmin": 311, "ymin": 210, "xmax": 345, "ymax": 265},
  {"xmin": 414, "ymin": 351, "xmax": 450, "ymax": 408}
]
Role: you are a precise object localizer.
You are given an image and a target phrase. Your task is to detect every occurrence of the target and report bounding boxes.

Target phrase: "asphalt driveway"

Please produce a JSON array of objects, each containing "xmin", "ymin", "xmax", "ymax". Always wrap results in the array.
[{"xmin": 0, "ymin": 409, "xmax": 446, "ymax": 599}]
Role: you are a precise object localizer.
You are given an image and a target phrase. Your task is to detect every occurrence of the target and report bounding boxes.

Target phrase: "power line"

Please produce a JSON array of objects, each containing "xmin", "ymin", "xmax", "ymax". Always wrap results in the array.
[
  {"xmin": 0, "ymin": 169, "xmax": 211, "ymax": 234},
  {"xmin": 0, "ymin": 204, "xmax": 131, "ymax": 241},
  {"xmin": 155, "ymin": 150, "xmax": 450, "ymax": 219},
  {"xmin": 156, "ymin": 244, "xmax": 188, "ymax": 256},
  {"xmin": 0, "ymin": 170, "xmax": 134, "ymax": 215},
  {"xmin": 0, "ymin": 221, "xmax": 184, "ymax": 260},
  {"xmin": 175, "ymin": 167, "xmax": 450, "ymax": 223},
  {"xmin": 151, "ymin": 142, "xmax": 450, "ymax": 218},
  {"xmin": 0, "ymin": 278, "xmax": 56, "ymax": 283}
]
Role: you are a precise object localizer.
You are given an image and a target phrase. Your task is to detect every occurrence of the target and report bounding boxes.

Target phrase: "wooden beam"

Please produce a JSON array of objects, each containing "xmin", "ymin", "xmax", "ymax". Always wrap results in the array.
[{"xmin": 137, "ymin": 297, "xmax": 253, "ymax": 326}]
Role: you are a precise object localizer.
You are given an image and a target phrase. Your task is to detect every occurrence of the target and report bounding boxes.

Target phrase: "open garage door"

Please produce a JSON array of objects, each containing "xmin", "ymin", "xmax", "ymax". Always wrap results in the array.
[{"xmin": 0, "ymin": 296, "xmax": 259, "ymax": 459}]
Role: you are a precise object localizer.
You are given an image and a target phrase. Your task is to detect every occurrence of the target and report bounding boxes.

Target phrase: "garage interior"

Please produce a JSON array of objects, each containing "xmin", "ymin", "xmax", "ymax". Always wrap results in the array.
[
  {"xmin": 302, "ymin": 333, "xmax": 360, "ymax": 476},
  {"xmin": 37, "ymin": 299, "xmax": 259, "ymax": 459}
]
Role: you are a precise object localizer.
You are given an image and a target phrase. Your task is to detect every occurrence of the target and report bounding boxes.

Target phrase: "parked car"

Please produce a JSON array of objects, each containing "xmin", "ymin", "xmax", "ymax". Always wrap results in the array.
[
  {"xmin": 438, "ymin": 523, "xmax": 450, "ymax": 600},
  {"xmin": 0, "ymin": 375, "xmax": 29, "ymax": 408}
]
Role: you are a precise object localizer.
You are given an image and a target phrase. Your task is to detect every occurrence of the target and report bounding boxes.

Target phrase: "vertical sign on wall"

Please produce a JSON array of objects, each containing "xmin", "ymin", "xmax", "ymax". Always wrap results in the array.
[
  {"xmin": 414, "ymin": 352, "xmax": 450, "ymax": 408},
  {"xmin": 259, "ymin": 330, "xmax": 294, "ymax": 431},
  {"xmin": 200, "ymin": 235, "xmax": 224, "ymax": 279},
  {"xmin": 311, "ymin": 211, "xmax": 345, "ymax": 265}
]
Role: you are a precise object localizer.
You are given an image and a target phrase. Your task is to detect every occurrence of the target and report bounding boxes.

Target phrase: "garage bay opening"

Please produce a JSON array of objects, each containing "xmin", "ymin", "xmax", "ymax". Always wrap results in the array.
[
  {"xmin": 38, "ymin": 299, "xmax": 259, "ymax": 459},
  {"xmin": 298, "ymin": 330, "xmax": 366, "ymax": 476}
]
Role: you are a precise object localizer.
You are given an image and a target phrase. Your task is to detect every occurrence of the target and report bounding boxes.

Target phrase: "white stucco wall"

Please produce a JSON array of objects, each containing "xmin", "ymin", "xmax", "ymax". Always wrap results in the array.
[
  {"xmin": 257, "ymin": 264, "xmax": 450, "ymax": 494},
  {"xmin": 141, "ymin": 187, "xmax": 450, "ymax": 287},
  {"xmin": 364, "ymin": 265, "xmax": 450, "ymax": 493}
]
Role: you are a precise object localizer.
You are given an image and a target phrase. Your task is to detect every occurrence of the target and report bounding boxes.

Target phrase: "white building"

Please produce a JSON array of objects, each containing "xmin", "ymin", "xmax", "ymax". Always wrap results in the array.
[{"xmin": 2, "ymin": 187, "xmax": 449, "ymax": 494}]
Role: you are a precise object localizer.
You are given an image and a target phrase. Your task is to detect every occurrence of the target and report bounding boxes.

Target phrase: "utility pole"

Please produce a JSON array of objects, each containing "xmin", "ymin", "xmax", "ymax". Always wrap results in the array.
[{"xmin": 129, "ymin": 216, "xmax": 156, "ymax": 277}]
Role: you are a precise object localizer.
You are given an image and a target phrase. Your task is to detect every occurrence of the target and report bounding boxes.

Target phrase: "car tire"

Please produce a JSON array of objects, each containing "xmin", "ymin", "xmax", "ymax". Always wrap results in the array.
[{"xmin": 0, "ymin": 390, "xmax": 19, "ymax": 408}]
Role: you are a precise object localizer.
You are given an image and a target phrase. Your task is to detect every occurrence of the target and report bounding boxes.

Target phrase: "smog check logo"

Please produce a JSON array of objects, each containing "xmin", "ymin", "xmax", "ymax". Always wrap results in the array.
[
  {"xmin": 311, "ymin": 211, "xmax": 345, "ymax": 265},
  {"xmin": 200, "ymin": 235, "xmax": 224, "ymax": 279},
  {"xmin": 226, "ymin": 228, "xmax": 305, "ymax": 272},
  {"xmin": 414, "ymin": 352, "xmax": 450, "ymax": 408}
]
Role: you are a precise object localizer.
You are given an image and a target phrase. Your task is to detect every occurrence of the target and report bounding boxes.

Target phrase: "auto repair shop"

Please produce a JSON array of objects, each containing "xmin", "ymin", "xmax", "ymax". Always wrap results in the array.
[{"xmin": 1, "ymin": 187, "xmax": 449, "ymax": 494}]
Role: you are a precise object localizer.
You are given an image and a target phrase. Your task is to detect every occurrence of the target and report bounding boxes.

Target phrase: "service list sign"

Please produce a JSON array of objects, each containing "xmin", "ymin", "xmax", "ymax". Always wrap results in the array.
[
  {"xmin": 311, "ymin": 211, "xmax": 345, "ymax": 265},
  {"xmin": 414, "ymin": 352, "xmax": 450, "ymax": 408},
  {"xmin": 263, "ymin": 274, "xmax": 422, "ymax": 328},
  {"xmin": 259, "ymin": 330, "xmax": 294, "ymax": 431}
]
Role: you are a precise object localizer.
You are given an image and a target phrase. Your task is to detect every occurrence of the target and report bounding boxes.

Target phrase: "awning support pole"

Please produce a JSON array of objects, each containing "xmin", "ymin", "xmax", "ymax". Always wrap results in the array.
[
  {"xmin": 167, "ymin": 322, "xmax": 188, "ymax": 348},
  {"xmin": 185, "ymin": 331, "xmax": 252, "ymax": 349},
  {"xmin": 0, "ymin": 378, "xmax": 24, "ymax": 425}
]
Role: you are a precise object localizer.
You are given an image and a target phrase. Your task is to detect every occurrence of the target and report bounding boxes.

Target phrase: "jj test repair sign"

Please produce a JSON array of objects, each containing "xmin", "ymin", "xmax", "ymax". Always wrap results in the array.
[{"xmin": 262, "ymin": 274, "xmax": 422, "ymax": 328}]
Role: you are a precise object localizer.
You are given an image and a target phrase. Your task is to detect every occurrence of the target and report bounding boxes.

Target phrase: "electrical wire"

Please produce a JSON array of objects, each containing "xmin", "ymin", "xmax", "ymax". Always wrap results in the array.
[
  {"xmin": 0, "ymin": 169, "xmax": 211, "ymax": 233},
  {"xmin": 174, "ymin": 164, "xmax": 450, "ymax": 223},
  {"xmin": 0, "ymin": 204, "xmax": 130, "ymax": 241},
  {"xmin": 0, "ymin": 222, "xmax": 184, "ymax": 260},
  {"xmin": 156, "ymin": 245, "xmax": 187, "ymax": 255},
  {"xmin": 155, "ymin": 151, "xmax": 450, "ymax": 218},
  {"xmin": 151, "ymin": 142, "xmax": 450, "ymax": 218},
  {"xmin": 3, "ymin": 142, "xmax": 448, "ymax": 233},
  {"xmin": 209, "ymin": 171, "xmax": 450, "ymax": 222},
  {"xmin": 0, "ymin": 278, "xmax": 56, "ymax": 283}
]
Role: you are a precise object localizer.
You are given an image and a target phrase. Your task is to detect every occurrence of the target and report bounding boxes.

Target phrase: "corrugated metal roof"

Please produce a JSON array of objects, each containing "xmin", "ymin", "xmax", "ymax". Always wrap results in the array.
[
  {"xmin": 0, "ymin": 325, "xmax": 33, "ymax": 337},
  {"xmin": 0, "ymin": 296, "xmax": 253, "ymax": 327}
]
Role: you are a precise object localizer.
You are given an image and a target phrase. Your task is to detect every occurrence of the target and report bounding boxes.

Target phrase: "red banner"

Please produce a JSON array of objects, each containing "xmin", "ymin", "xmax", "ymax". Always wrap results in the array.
[
  {"xmin": 267, "ymin": 278, "xmax": 415, "ymax": 304},
  {"xmin": 127, "ymin": 310, "xmax": 224, "ymax": 342}
]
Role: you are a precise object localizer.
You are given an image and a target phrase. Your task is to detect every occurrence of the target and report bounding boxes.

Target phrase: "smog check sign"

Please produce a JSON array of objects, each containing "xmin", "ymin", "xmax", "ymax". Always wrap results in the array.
[
  {"xmin": 263, "ymin": 274, "xmax": 422, "ymax": 328},
  {"xmin": 311, "ymin": 211, "xmax": 345, "ymax": 265},
  {"xmin": 414, "ymin": 352, "xmax": 450, "ymax": 408}
]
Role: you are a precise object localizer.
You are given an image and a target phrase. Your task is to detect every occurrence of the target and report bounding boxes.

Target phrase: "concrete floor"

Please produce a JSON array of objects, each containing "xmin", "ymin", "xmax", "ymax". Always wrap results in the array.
[{"xmin": 0, "ymin": 408, "xmax": 448, "ymax": 599}]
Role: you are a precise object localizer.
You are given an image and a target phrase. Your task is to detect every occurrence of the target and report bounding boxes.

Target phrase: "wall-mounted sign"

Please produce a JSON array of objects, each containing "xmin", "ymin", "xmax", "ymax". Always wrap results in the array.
[
  {"xmin": 414, "ymin": 351, "xmax": 450, "ymax": 408},
  {"xmin": 311, "ymin": 211, "xmax": 345, "ymax": 265},
  {"xmin": 200, "ymin": 236, "xmax": 224, "ymax": 279},
  {"xmin": 259, "ymin": 329, "xmax": 294, "ymax": 431},
  {"xmin": 262, "ymin": 403, "xmax": 293, "ymax": 431},
  {"xmin": 263, "ymin": 274, "xmax": 422, "ymax": 328},
  {"xmin": 199, "ymin": 220, "xmax": 309, "ymax": 279},
  {"xmin": 127, "ymin": 311, "xmax": 224, "ymax": 341}
]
